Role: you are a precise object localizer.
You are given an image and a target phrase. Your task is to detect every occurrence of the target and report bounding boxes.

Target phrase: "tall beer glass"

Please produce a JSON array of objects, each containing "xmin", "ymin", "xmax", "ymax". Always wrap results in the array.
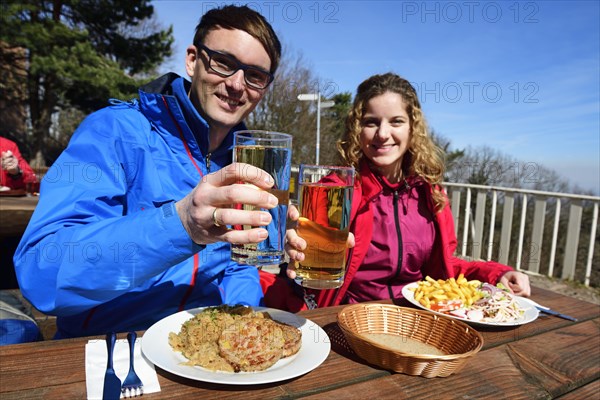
[
  {"xmin": 295, "ymin": 165, "xmax": 354, "ymax": 289},
  {"xmin": 231, "ymin": 130, "xmax": 292, "ymax": 266}
]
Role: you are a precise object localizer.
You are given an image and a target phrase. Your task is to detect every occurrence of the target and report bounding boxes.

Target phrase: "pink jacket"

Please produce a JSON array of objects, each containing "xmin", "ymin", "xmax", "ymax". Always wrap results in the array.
[{"xmin": 261, "ymin": 161, "xmax": 513, "ymax": 311}]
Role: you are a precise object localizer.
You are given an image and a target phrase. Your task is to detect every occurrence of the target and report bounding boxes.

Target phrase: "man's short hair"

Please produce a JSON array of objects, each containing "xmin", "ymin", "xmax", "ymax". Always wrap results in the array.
[{"xmin": 193, "ymin": 5, "xmax": 282, "ymax": 74}]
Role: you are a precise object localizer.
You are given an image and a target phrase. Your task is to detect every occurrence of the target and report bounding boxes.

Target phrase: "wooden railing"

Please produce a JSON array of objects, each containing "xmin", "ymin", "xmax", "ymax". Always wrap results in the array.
[{"xmin": 444, "ymin": 182, "xmax": 599, "ymax": 287}]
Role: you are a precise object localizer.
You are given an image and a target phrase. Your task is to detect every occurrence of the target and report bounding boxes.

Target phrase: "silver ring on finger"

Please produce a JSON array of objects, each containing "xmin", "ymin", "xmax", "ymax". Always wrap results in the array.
[{"xmin": 212, "ymin": 207, "xmax": 223, "ymax": 227}]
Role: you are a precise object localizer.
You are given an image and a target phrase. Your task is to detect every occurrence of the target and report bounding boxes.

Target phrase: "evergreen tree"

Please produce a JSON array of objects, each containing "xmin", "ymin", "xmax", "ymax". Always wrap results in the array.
[{"xmin": 0, "ymin": 1, "xmax": 173, "ymax": 165}]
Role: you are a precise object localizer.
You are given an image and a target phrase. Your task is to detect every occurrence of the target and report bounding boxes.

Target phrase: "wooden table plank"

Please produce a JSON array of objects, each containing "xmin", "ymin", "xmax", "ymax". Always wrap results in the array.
[
  {"xmin": 154, "ymin": 371, "xmax": 288, "ymax": 399},
  {"xmin": 0, "ymin": 339, "xmax": 86, "ymax": 391},
  {"xmin": 556, "ymin": 378, "xmax": 600, "ymax": 399},
  {"xmin": 0, "ymin": 384, "xmax": 86, "ymax": 400},
  {"xmin": 507, "ymin": 319, "xmax": 600, "ymax": 397},
  {"xmin": 0, "ymin": 195, "xmax": 38, "ymax": 237},
  {"xmin": 279, "ymin": 351, "xmax": 389, "ymax": 398},
  {"xmin": 300, "ymin": 349, "xmax": 551, "ymax": 400}
]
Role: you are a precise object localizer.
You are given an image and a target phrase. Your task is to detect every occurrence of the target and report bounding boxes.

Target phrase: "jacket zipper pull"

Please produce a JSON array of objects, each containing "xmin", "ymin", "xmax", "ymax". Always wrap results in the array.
[
  {"xmin": 396, "ymin": 186, "xmax": 408, "ymax": 214},
  {"xmin": 206, "ymin": 152, "xmax": 211, "ymax": 172}
]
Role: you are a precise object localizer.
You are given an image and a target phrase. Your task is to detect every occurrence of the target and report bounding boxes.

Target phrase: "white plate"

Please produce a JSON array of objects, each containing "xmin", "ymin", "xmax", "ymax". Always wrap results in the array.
[
  {"xmin": 402, "ymin": 282, "xmax": 539, "ymax": 327},
  {"xmin": 141, "ymin": 307, "xmax": 330, "ymax": 385}
]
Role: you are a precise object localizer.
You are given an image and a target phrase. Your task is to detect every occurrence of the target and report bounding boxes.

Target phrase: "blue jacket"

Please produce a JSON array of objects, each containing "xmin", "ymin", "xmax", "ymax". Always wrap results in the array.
[{"xmin": 14, "ymin": 74, "xmax": 263, "ymax": 338}]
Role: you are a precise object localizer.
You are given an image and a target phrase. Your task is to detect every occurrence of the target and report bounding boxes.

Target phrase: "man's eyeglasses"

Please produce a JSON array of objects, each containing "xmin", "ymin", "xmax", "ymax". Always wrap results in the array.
[{"xmin": 197, "ymin": 44, "xmax": 274, "ymax": 90}]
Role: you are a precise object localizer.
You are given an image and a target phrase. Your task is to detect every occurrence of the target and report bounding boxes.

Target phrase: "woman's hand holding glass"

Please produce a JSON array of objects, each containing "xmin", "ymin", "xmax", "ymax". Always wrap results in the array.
[{"xmin": 284, "ymin": 203, "xmax": 355, "ymax": 280}]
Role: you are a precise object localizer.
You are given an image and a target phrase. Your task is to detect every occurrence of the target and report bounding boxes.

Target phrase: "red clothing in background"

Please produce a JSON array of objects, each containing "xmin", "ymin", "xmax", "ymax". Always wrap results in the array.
[{"xmin": 0, "ymin": 137, "xmax": 36, "ymax": 190}]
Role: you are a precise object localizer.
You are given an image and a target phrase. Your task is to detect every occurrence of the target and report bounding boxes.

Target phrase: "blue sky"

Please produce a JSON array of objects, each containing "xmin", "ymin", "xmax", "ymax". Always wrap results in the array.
[{"xmin": 152, "ymin": 0, "xmax": 600, "ymax": 195}]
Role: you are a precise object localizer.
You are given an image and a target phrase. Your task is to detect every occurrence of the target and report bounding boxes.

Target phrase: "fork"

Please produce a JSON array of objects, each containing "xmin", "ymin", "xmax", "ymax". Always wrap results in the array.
[
  {"xmin": 121, "ymin": 331, "xmax": 144, "ymax": 397},
  {"xmin": 521, "ymin": 298, "xmax": 549, "ymax": 310}
]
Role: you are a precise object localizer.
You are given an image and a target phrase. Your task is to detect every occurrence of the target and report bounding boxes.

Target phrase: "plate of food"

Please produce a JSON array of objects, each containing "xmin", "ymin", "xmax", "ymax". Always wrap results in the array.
[
  {"xmin": 402, "ymin": 275, "xmax": 539, "ymax": 327},
  {"xmin": 141, "ymin": 305, "xmax": 330, "ymax": 385}
]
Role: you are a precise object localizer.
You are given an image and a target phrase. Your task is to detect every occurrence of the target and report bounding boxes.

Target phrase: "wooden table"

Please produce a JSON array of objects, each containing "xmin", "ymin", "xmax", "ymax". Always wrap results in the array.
[
  {"xmin": 1, "ymin": 287, "xmax": 599, "ymax": 399},
  {"xmin": 0, "ymin": 195, "xmax": 38, "ymax": 237}
]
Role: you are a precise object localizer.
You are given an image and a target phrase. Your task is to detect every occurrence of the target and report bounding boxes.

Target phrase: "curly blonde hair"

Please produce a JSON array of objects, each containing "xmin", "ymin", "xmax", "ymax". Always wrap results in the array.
[{"xmin": 337, "ymin": 72, "xmax": 446, "ymax": 211}]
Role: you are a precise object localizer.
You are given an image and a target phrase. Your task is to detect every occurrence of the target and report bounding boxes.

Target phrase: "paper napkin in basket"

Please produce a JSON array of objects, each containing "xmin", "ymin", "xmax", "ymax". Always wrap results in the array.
[{"xmin": 85, "ymin": 337, "xmax": 160, "ymax": 399}]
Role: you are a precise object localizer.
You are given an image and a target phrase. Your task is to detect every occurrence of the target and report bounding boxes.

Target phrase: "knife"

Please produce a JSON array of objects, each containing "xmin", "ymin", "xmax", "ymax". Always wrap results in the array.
[
  {"xmin": 536, "ymin": 306, "xmax": 578, "ymax": 322},
  {"xmin": 103, "ymin": 332, "xmax": 122, "ymax": 400}
]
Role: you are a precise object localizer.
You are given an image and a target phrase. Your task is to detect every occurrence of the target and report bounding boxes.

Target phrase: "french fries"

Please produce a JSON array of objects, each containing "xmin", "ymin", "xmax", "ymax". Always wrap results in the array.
[{"xmin": 409, "ymin": 274, "xmax": 483, "ymax": 310}]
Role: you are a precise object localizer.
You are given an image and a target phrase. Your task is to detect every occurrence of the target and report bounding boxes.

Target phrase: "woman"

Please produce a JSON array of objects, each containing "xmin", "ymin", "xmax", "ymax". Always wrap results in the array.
[{"xmin": 262, "ymin": 72, "xmax": 530, "ymax": 311}]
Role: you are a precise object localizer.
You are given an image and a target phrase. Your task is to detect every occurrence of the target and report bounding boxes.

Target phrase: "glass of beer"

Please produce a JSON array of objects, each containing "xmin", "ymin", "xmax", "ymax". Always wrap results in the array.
[
  {"xmin": 231, "ymin": 130, "xmax": 292, "ymax": 266},
  {"xmin": 294, "ymin": 164, "xmax": 354, "ymax": 289}
]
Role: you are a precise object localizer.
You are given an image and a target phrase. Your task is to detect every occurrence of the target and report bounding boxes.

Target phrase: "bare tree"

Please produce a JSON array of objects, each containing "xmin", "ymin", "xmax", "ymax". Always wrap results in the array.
[
  {"xmin": 248, "ymin": 48, "xmax": 344, "ymax": 165},
  {"xmin": 446, "ymin": 145, "xmax": 574, "ymax": 193}
]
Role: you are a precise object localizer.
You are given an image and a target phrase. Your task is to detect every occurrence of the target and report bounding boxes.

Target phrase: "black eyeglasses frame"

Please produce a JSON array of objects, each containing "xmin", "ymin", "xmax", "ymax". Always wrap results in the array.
[{"xmin": 196, "ymin": 43, "xmax": 274, "ymax": 90}]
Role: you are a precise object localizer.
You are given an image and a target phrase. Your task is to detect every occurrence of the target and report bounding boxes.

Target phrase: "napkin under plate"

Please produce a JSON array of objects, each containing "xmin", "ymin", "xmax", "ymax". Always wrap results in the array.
[{"xmin": 85, "ymin": 337, "xmax": 160, "ymax": 399}]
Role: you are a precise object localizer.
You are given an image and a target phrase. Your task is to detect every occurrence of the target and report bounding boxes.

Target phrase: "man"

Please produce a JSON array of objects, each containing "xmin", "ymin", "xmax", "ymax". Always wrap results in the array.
[{"xmin": 14, "ymin": 5, "xmax": 282, "ymax": 338}]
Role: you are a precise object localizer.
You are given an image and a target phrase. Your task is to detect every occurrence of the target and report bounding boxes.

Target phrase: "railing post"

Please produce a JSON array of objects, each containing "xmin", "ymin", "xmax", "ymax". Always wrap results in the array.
[
  {"xmin": 487, "ymin": 190, "xmax": 498, "ymax": 261},
  {"xmin": 462, "ymin": 188, "xmax": 471, "ymax": 257},
  {"xmin": 548, "ymin": 199, "xmax": 561, "ymax": 278},
  {"xmin": 529, "ymin": 197, "xmax": 547, "ymax": 274},
  {"xmin": 451, "ymin": 190, "xmax": 461, "ymax": 238},
  {"xmin": 584, "ymin": 202, "xmax": 599, "ymax": 286},
  {"xmin": 516, "ymin": 194, "xmax": 528, "ymax": 271},
  {"xmin": 562, "ymin": 199, "xmax": 583, "ymax": 280},
  {"xmin": 499, "ymin": 193, "xmax": 515, "ymax": 265},
  {"xmin": 473, "ymin": 191, "xmax": 487, "ymax": 260}
]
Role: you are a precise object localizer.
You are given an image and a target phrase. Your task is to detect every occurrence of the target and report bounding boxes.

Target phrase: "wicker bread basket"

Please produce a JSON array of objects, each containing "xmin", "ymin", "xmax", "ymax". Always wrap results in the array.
[{"xmin": 337, "ymin": 303, "xmax": 483, "ymax": 378}]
